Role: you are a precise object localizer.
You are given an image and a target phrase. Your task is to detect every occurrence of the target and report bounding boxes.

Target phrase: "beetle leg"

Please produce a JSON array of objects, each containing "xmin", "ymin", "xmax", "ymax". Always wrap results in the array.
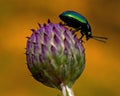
[
  {"xmin": 80, "ymin": 39, "xmax": 85, "ymax": 43},
  {"xmin": 77, "ymin": 31, "xmax": 84, "ymax": 43},
  {"xmin": 79, "ymin": 31, "xmax": 84, "ymax": 40},
  {"xmin": 72, "ymin": 27, "xmax": 82, "ymax": 34}
]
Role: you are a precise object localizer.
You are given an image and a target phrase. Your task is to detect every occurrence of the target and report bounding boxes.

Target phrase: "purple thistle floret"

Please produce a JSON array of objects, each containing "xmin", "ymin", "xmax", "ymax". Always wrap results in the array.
[{"xmin": 26, "ymin": 20, "xmax": 85, "ymax": 90}]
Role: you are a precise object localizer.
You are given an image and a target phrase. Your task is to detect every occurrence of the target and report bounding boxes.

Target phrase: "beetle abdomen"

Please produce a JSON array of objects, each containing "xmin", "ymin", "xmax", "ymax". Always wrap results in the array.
[{"xmin": 59, "ymin": 11, "xmax": 88, "ymax": 28}]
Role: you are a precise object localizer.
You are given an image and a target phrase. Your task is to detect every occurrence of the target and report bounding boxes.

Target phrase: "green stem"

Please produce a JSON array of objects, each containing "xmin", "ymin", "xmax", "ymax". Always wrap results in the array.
[{"xmin": 60, "ymin": 83, "xmax": 74, "ymax": 96}]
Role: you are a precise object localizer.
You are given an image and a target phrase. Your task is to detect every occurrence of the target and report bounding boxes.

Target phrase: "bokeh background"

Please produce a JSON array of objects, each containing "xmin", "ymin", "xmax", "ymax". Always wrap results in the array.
[{"xmin": 0, "ymin": 0, "xmax": 120, "ymax": 96}]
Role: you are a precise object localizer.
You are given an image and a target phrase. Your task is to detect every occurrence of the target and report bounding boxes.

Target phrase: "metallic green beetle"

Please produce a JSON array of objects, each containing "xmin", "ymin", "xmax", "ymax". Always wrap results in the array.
[{"xmin": 59, "ymin": 10, "xmax": 107, "ymax": 42}]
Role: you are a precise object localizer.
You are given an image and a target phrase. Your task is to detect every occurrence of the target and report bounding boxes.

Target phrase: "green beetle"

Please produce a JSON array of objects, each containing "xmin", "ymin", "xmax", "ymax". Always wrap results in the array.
[{"xmin": 59, "ymin": 10, "xmax": 107, "ymax": 42}]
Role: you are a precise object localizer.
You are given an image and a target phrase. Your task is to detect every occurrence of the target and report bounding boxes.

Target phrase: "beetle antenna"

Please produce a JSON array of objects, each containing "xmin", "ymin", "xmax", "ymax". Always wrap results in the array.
[
  {"xmin": 92, "ymin": 37, "xmax": 106, "ymax": 43},
  {"xmin": 92, "ymin": 36, "xmax": 108, "ymax": 39},
  {"xmin": 91, "ymin": 36, "xmax": 108, "ymax": 43}
]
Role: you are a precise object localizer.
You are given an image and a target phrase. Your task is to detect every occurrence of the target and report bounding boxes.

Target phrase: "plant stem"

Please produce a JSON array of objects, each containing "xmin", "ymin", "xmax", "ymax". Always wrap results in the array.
[{"xmin": 60, "ymin": 83, "xmax": 74, "ymax": 96}]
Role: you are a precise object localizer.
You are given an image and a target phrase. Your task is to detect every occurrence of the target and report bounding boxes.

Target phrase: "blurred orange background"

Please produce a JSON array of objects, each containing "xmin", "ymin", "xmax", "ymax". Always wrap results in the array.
[{"xmin": 0, "ymin": 0, "xmax": 120, "ymax": 96}]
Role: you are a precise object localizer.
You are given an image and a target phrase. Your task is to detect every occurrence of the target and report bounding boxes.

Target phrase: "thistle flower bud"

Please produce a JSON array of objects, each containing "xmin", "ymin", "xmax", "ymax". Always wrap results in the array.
[{"xmin": 26, "ymin": 20, "xmax": 85, "ymax": 93}]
